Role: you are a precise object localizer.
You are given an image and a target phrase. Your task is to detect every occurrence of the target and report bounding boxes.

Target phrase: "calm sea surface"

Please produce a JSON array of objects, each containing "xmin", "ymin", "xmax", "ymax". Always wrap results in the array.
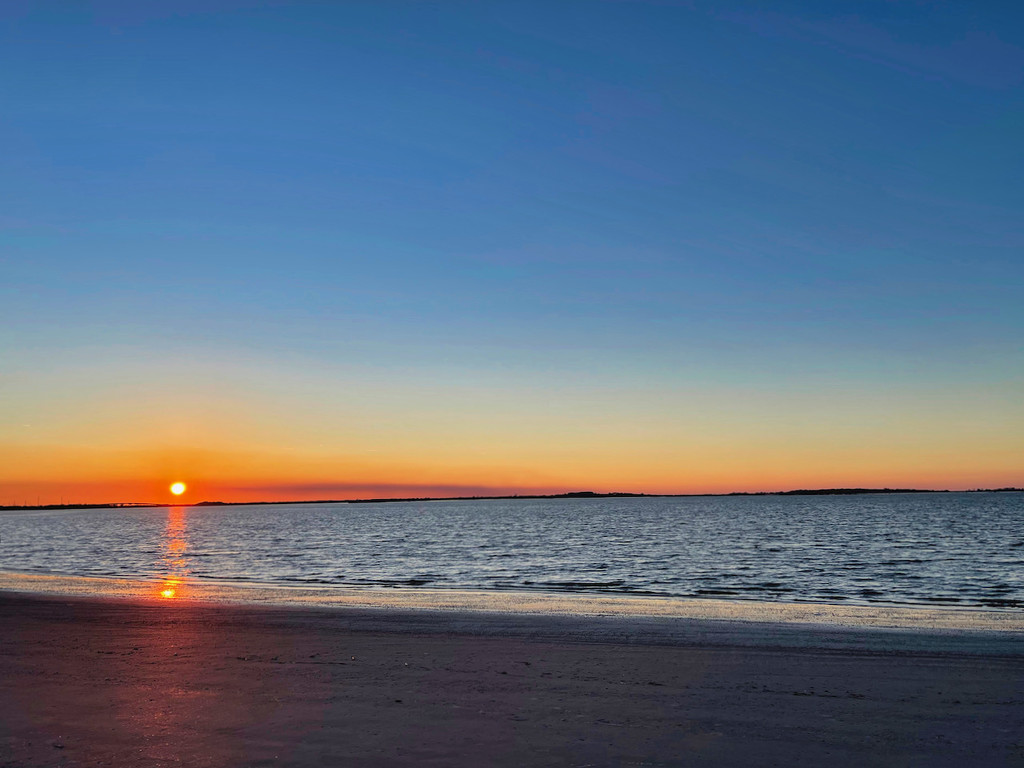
[{"xmin": 1, "ymin": 493, "xmax": 1022, "ymax": 609}]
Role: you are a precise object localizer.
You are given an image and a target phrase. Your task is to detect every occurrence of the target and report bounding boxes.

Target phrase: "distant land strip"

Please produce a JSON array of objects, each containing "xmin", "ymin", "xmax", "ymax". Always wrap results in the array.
[{"xmin": 2, "ymin": 487, "xmax": 1022, "ymax": 511}]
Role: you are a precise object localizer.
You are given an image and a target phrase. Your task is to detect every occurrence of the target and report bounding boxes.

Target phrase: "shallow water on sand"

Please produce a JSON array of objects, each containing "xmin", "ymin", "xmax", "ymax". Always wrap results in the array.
[{"xmin": 1, "ymin": 493, "xmax": 1021, "ymax": 610}]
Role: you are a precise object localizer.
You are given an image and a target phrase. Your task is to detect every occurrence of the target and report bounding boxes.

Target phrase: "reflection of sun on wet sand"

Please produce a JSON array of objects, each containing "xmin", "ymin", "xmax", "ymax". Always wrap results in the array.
[{"xmin": 159, "ymin": 579, "xmax": 180, "ymax": 599}]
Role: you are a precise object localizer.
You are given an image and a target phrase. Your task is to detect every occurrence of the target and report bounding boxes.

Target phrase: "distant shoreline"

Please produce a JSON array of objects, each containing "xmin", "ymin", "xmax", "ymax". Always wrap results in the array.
[{"xmin": 2, "ymin": 486, "xmax": 1021, "ymax": 512}]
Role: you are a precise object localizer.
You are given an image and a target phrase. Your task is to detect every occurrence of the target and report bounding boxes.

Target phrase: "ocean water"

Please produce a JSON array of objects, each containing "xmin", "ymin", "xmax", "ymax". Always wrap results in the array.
[{"xmin": 1, "ymin": 493, "xmax": 1022, "ymax": 610}]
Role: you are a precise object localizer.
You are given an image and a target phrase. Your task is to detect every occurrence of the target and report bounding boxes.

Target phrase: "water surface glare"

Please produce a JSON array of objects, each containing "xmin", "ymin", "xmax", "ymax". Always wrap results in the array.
[{"xmin": 1, "ymin": 493, "xmax": 1021, "ymax": 610}]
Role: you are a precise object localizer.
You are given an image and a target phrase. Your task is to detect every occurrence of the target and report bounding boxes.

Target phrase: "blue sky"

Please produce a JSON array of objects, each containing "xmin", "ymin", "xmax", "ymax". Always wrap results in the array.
[{"xmin": 3, "ymin": 1, "xmax": 1023, "ymax": 498}]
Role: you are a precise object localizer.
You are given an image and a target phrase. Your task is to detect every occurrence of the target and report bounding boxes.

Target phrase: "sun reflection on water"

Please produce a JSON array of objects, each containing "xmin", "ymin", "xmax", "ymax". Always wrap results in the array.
[{"xmin": 157, "ymin": 507, "xmax": 190, "ymax": 600}]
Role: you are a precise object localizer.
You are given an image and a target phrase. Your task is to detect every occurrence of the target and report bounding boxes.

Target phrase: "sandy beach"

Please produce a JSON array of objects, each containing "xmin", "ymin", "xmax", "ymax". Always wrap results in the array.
[{"xmin": 1, "ymin": 590, "xmax": 1022, "ymax": 767}]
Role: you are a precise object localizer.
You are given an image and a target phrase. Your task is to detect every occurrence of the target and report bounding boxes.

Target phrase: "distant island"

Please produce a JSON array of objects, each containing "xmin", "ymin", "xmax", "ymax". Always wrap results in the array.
[{"xmin": 2, "ymin": 487, "xmax": 1022, "ymax": 511}]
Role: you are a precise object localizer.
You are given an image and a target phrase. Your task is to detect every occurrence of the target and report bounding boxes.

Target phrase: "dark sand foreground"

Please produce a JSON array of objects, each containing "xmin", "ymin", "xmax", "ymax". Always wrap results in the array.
[{"xmin": 1, "ymin": 593, "xmax": 1022, "ymax": 767}]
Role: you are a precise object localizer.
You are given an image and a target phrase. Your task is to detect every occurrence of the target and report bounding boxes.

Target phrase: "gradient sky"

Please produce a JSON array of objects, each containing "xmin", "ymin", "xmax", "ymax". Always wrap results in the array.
[{"xmin": 3, "ymin": 0, "xmax": 1023, "ymax": 504}]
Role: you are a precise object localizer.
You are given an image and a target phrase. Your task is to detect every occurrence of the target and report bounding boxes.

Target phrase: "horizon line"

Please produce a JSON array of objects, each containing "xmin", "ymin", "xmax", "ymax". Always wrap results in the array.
[{"xmin": 3, "ymin": 486, "xmax": 1024, "ymax": 512}]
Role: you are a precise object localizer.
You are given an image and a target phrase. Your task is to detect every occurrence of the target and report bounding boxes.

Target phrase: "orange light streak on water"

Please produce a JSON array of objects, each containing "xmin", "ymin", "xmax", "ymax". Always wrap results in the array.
[{"xmin": 156, "ymin": 507, "xmax": 190, "ymax": 600}]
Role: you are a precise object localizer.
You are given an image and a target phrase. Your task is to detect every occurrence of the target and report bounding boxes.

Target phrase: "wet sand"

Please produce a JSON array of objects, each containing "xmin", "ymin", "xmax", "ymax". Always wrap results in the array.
[
  {"xmin": 1, "ymin": 591, "xmax": 1023, "ymax": 767},
  {"xmin": 4, "ymin": 570, "xmax": 1024, "ymax": 632}
]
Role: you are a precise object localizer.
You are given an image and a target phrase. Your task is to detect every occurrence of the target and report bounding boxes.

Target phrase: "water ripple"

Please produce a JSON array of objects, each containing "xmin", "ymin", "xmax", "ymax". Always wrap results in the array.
[{"xmin": 0, "ymin": 493, "xmax": 1022, "ymax": 610}]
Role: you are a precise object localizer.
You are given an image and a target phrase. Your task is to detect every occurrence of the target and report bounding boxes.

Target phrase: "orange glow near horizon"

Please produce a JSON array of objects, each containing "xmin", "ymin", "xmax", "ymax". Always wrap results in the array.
[
  {"xmin": 6, "ymin": 462, "xmax": 1021, "ymax": 507},
  {"xmin": 3, "ymin": 406, "xmax": 1023, "ymax": 504},
  {"xmin": 4, "ymin": 455, "xmax": 1024, "ymax": 506},
  {"xmin": 2, "ymin": 353, "xmax": 1022, "ymax": 505}
]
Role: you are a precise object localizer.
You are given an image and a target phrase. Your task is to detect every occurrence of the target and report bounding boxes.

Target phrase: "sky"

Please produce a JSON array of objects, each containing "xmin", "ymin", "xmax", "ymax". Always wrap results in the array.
[{"xmin": 2, "ymin": 0, "xmax": 1023, "ymax": 504}]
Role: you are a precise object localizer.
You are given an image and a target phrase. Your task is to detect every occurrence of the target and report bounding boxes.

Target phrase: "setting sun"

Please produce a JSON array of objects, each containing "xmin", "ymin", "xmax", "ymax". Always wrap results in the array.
[{"xmin": 170, "ymin": 482, "xmax": 187, "ymax": 496}]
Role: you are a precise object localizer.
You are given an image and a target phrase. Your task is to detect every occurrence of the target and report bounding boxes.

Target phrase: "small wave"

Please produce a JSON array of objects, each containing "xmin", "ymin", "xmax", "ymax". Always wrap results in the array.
[
  {"xmin": 879, "ymin": 558, "xmax": 928, "ymax": 565},
  {"xmin": 352, "ymin": 578, "xmax": 435, "ymax": 587},
  {"xmin": 535, "ymin": 580, "xmax": 626, "ymax": 589},
  {"xmin": 979, "ymin": 598, "xmax": 1022, "ymax": 608}
]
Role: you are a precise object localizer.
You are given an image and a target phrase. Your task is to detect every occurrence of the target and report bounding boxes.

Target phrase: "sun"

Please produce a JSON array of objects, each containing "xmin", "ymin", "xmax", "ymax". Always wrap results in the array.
[{"xmin": 170, "ymin": 482, "xmax": 187, "ymax": 496}]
